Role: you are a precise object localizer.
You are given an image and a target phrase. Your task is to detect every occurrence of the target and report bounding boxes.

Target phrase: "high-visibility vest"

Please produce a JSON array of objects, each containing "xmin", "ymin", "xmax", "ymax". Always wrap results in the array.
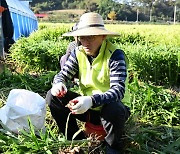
[{"xmin": 76, "ymin": 40, "xmax": 130, "ymax": 110}]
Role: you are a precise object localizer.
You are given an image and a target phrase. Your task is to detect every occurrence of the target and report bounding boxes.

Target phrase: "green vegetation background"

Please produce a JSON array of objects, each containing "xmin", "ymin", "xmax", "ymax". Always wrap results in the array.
[{"xmin": 31, "ymin": 0, "xmax": 180, "ymax": 22}]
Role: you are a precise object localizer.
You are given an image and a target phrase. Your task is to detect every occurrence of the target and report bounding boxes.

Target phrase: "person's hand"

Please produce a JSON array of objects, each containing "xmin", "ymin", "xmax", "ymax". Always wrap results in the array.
[
  {"xmin": 70, "ymin": 96, "xmax": 93, "ymax": 114},
  {"xmin": 66, "ymin": 99, "xmax": 79, "ymax": 110},
  {"xmin": 51, "ymin": 82, "xmax": 67, "ymax": 97}
]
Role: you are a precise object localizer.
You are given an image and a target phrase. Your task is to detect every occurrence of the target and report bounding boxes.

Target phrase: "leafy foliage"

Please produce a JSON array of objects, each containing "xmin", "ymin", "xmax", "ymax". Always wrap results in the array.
[
  {"xmin": 108, "ymin": 11, "xmax": 117, "ymax": 20},
  {"xmin": 6, "ymin": 24, "xmax": 180, "ymax": 86},
  {"xmin": 0, "ymin": 70, "xmax": 179, "ymax": 153},
  {"xmin": 125, "ymin": 78, "xmax": 180, "ymax": 153},
  {"xmin": 129, "ymin": 78, "xmax": 180, "ymax": 126},
  {"xmin": 0, "ymin": 69, "xmax": 56, "ymax": 94},
  {"xmin": 126, "ymin": 45, "xmax": 179, "ymax": 86},
  {"xmin": 7, "ymin": 26, "xmax": 71, "ymax": 72}
]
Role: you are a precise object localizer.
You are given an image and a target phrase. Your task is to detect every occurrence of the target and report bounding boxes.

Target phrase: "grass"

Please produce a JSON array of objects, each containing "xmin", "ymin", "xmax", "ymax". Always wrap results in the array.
[{"xmin": 0, "ymin": 70, "xmax": 179, "ymax": 153}]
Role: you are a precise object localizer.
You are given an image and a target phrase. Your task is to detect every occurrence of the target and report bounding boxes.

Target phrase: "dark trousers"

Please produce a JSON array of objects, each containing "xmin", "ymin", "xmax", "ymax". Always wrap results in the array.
[{"xmin": 46, "ymin": 90, "xmax": 130, "ymax": 151}]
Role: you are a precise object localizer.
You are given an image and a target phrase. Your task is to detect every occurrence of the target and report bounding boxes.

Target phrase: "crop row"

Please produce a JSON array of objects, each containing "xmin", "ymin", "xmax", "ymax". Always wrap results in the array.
[{"xmin": 7, "ymin": 23, "xmax": 180, "ymax": 86}]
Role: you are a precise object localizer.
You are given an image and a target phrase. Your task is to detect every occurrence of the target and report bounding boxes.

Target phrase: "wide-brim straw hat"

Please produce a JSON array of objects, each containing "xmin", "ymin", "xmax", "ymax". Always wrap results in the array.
[{"xmin": 63, "ymin": 12, "xmax": 120, "ymax": 37}]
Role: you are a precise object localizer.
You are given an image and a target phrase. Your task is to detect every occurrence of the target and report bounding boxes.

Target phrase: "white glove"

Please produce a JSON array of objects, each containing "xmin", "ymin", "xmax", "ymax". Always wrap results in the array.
[
  {"xmin": 51, "ymin": 82, "xmax": 67, "ymax": 97},
  {"xmin": 71, "ymin": 96, "xmax": 93, "ymax": 114}
]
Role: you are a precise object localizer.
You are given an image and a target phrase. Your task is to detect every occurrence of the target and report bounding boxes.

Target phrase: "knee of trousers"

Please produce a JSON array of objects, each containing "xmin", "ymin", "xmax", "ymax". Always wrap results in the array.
[
  {"xmin": 101, "ymin": 102, "xmax": 129, "ymax": 124},
  {"xmin": 45, "ymin": 90, "xmax": 53, "ymax": 106},
  {"xmin": 45, "ymin": 90, "xmax": 60, "ymax": 107}
]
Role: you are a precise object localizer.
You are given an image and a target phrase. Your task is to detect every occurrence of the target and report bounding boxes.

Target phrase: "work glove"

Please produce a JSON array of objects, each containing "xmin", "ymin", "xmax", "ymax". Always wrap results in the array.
[
  {"xmin": 70, "ymin": 96, "xmax": 93, "ymax": 114},
  {"xmin": 51, "ymin": 82, "xmax": 67, "ymax": 97}
]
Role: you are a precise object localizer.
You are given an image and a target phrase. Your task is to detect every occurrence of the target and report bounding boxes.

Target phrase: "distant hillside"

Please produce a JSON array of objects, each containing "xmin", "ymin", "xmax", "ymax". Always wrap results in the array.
[
  {"xmin": 31, "ymin": 0, "xmax": 180, "ymax": 23},
  {"xmin": 30, "ymin": 0, "xmax": 100, "ymax": 12},
  {"xmin": 47, "ymin": 9, "xmax": 85, "ymax": 15},
  {"xmin": 44, "ymin": 9, "xmax": 86, "ymax": 23}
]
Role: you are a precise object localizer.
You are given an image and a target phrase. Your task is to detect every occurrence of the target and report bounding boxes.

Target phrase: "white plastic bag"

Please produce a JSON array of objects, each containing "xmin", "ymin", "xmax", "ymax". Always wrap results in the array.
[{"xmin": 0, "ymin": 89, "xmax": 46, "ymax": 134}]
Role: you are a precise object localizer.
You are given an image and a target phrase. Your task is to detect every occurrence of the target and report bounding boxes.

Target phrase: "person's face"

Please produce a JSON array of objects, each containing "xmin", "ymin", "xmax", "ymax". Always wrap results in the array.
[{"xmin": 78, "ymin": 35, "xmax": 106, "ymax": 57}]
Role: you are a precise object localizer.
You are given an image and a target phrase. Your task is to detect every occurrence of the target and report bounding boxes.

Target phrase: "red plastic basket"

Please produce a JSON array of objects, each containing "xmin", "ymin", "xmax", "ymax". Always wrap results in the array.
[{"xmin": 84, "ymin": 122, "xmax": 106, "ymax": 141}]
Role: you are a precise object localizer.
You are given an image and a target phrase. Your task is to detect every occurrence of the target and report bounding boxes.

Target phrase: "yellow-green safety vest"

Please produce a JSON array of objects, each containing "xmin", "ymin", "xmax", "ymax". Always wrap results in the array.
[{"xmin": 76, "ymin": 40, "xmax": 130, "ymax": 110}]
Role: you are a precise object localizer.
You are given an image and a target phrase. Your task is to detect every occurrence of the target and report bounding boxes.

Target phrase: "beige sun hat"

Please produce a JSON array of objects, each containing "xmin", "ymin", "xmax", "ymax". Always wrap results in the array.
[{"xmin": 63, "ymin": 12, "xmax": 119, "ymax": 37}]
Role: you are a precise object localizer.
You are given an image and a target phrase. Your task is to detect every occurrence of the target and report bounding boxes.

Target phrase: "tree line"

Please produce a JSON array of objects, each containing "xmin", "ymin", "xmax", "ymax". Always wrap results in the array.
[{"xmin": 31, "ymin": 0, "xmax": 180, "ymax": 22}]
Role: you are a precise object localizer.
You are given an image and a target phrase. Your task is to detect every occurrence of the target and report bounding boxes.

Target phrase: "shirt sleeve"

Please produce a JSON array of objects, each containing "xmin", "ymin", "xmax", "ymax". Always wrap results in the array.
[
  {"xmin": 60, "ymin": 41, "xmax": 77, "ymax": 69},
  {"xmin": 91, "ymin": 49, "xmax": 127, "ymax": 107},
  {"xmin": 53, "ymin": 49, "xmax": 79, "ymax": 84},
  {"xmin": 66, "ymin": 41, "xmax": 77, "ymax": 57}
]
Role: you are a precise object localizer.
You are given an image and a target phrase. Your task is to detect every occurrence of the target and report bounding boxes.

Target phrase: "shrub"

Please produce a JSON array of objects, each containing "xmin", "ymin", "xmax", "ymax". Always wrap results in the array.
[
  {"xmin": 7, "ymin": 27, "xmax": 71, "ymax": 72},
  {"xmin": 124, "ymin": 44, "xmax": 180, "ymax": 86},
  {"xmin": 7, "ymin": 24, "xmax": 180, "ymax": 86}
]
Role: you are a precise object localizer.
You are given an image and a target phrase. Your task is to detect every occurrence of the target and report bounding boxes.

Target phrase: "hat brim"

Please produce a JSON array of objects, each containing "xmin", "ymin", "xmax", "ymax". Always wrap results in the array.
[{"xmin": 62, "ymin": 27, "xmax": 120, "ymax": 37}]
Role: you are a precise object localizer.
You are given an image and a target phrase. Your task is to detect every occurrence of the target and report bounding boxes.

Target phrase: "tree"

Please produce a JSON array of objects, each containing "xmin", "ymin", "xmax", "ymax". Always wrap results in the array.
[
  {"xmin": 129, "ymin": 0, "xmax": 180, "ymax": 22},
  {"xmin": 108, "ymin": 11, "xmax": 117, "ymax": 20},
  {"xmin": 136, "ymin": 0, "xmax": 157, "ymax": 21},
  {"xmin": 97, "ymin": 0, "xmax": 115, "ymax": 19},
  {"xmin": 129, "ymin": 0, "xmax": 142, "ymax": 21},
  {"xmin": 85, "ymin": 1, "xmax": 98, "ymax": 12}
]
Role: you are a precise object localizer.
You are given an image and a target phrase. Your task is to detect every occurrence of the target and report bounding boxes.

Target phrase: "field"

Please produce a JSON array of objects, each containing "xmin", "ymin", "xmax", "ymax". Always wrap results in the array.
[
  {"xmin": 0, "ymin": 23, "xmax": 179, "ymax": 153},
  {"xmin": 41, "ymin": 9, "xmax": 86, "ymax": 23}
]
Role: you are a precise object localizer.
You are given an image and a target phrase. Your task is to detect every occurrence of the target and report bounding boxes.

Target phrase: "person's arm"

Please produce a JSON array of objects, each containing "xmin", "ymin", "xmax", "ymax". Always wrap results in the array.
[
  {"xmin": 91, "ymin": 49, "xmax": 127, "ymax": 107},
  {"xmin": 54, "ymin": 50, "xmax": 79, "ymax": 84},
  {"xmin": 60, "ymin": 41, "xmax": 77, "ymax": 69}
]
